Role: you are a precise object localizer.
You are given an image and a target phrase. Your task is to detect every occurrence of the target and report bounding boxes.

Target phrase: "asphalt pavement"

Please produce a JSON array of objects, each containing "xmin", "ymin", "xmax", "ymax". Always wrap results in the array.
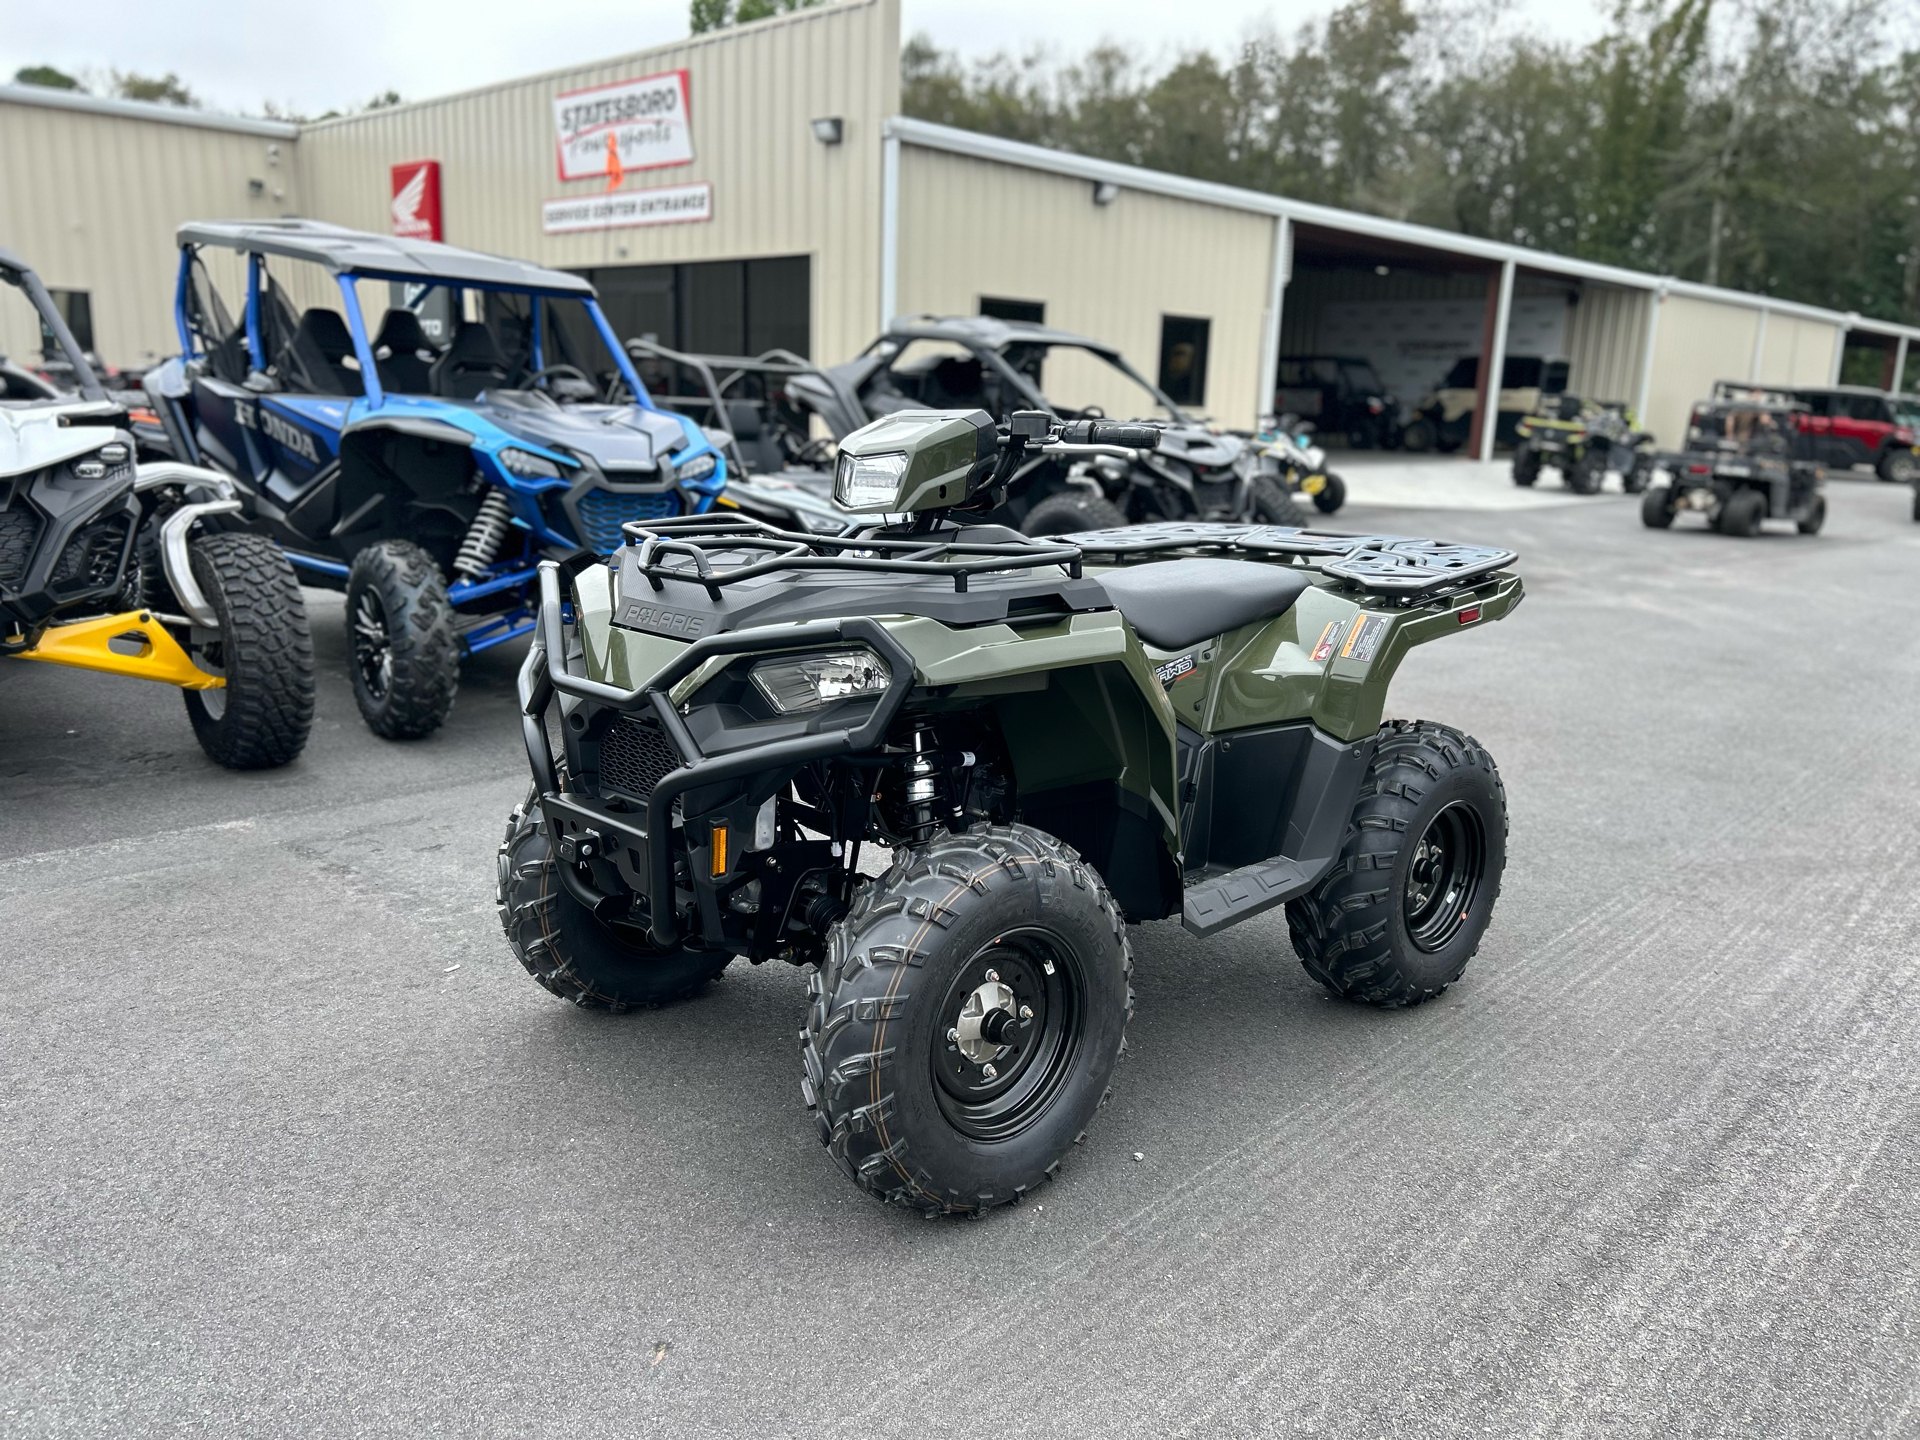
[{"xmin": 5, "ymin": 473, "xmax": 1920, "ymax": 1437}]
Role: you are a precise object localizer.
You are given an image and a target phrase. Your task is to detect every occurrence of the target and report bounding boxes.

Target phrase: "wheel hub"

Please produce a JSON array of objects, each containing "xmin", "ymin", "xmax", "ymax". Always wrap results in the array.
[
  {"xmin": 933, "ymin": 933, "xmax": 1077, "ymax": 1140},
  {"xmin": 952, "ymin": 977, "xmax": 1018, "ymax": 1064}
]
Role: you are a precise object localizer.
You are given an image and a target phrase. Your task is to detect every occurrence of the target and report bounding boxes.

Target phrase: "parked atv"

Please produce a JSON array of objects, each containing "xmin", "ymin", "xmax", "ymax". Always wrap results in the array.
[
  {"xmin": 1642, "ymin": 391, "xmax": 1824, "ymax": 536},
  {"xmin": 1273, "ymin": 355, "xmax": 1401, "ymax": 449},
  {"xmin": 1404, "ymin": 355, "xmax": 1570, "ymax": 454},
  {"xmin": 502, "ymin": 406, "xmax": 1520, "ymax": 1215},
  {"xmin": 1252, "ymin": 417, "xmax": 1347, "ymax": 515},
  {"xmin": 153, "ymin": 220, "xmax": 727, "ymax": 741},
  {"xmin": 1513, "ymin": 397, "xmax": 1654, "ymax": 495},
  {"xmin": 635, "ymin": 317, "xmax": 1306, "ymax": 535},
  {"xmin": 1, "ymin": 247, "xmax": 312, "ymax": 768}
]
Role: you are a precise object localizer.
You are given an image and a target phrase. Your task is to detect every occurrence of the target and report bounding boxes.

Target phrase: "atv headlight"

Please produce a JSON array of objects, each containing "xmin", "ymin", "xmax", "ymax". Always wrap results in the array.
[
  {"xmin": 498, "ymin": 448, "xmax": 561, "ymax": 479},
  {"xmin": 750, "ymin": 648, "xmax": 891, "ymax": 714},
  {"xmin": 834, "ymin": 451, "xmax": 908, "ymax": 511},
  {"xmin": 675, "ymin": 451, "xmax": 718, "ymax": 482}
]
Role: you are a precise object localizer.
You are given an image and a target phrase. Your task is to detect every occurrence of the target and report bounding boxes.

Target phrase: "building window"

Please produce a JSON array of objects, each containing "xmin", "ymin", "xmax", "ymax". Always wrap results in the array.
[
  {"xmin": 46, "ymin": 289, "xmax": 94, "ymax": 357},
  {"xmin": 979, "ymin": 296, "xmax": 1045, "ymax": 324},
  {"xmin": 1158, "ymin": 315, "xmax": 1210, "ymax": 407}
]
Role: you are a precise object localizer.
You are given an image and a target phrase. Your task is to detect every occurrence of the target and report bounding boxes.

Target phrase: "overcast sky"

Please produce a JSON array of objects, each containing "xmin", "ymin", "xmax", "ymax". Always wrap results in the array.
[{"xmin": 3, "ymin": 0, "xmax": 1611, "ymax": 119}]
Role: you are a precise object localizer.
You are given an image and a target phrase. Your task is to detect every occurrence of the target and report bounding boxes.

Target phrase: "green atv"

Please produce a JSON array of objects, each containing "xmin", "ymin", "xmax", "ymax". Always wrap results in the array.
[
  {"xmin": 1512, "ymin": 397, "xmax": 1654, "ymax": 495},
  {"xmin": 502, "ymin": 408, "xmax": 1522, "ymax": 1215}
]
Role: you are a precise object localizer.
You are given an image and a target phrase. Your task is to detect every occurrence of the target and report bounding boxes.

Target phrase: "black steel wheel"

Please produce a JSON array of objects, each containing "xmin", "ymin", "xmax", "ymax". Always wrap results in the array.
[
  {"xmin": 1287, "ymin": 720, "xmax": 1507, "ymax": 1007},
  {"xmin": 345, "ymin": 539, "xmax": 459, "ymax": 739},
  {"xmin": 803, "ymin": 824, "xmax": 1132, "ymax": 1215}
]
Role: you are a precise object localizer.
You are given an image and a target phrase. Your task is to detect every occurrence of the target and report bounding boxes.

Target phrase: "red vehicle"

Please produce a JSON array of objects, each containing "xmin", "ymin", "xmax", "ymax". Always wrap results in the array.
[{"xmin": 1786, "ymin": 385, "xmax": 1919, "ymax": 482}]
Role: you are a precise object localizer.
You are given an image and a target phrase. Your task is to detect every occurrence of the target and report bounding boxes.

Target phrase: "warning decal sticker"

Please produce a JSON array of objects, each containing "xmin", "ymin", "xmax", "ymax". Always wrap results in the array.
[
  {"xmin": 1340, "ymin": 613, "xmax": 1389, "ymax": 664},
  {"xmin": 1309, "ymin": 621, "xmax": 1342, "ymax": 664}
]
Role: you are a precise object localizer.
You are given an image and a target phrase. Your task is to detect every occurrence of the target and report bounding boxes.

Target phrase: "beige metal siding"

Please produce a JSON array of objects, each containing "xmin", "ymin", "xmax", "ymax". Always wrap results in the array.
[
  {"xmin": 296, "ymin": 0, "xmax": 896, "ymax": 365},
  {"xmin": 897, "ymin": 146, "xmax": 1276, "ymax": 427},
  {"xmin": 1759, "ymin": 314, "xmax": 1842, "ymax": 387},
  {"xmin": 1643, "ymin": 294, "xmax": 1763, "ymax": 445},
  {"xmin": 0, "ymin": 102, "xmax": 298, "ymax": 367},
  {"xmin": 1564, "ymin": 282, "xmax": 1649, "ymax": 408}
]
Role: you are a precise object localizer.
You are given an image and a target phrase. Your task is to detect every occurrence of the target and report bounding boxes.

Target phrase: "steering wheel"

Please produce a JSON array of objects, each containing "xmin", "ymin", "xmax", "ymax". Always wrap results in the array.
[{"xmin": 527, "ymin": 363, "xmax": 595, "ymax": 398}]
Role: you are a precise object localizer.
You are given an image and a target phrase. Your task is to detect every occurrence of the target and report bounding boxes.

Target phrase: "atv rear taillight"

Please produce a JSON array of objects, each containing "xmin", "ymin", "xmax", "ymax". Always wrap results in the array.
[
  {"xmin": 1688, "ymin": 463, "xmax": 1712, "ymax": 475},
  {"xmin": 1458, "ymin": 606, "xmax": 1481, "ymax": 624}
]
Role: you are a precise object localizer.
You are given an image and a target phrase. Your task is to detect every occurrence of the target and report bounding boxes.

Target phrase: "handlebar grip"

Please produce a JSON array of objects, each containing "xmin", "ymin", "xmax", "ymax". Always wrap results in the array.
[{"xmin": 1060, "ymin": 420, "xmax": 1161, "ymax": 450}]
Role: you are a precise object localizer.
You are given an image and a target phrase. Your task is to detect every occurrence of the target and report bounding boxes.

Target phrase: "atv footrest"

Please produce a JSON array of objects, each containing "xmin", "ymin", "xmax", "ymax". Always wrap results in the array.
[{"xmin": 1181, "ymin": 856, "xmax": 1319, "ymax": 937}]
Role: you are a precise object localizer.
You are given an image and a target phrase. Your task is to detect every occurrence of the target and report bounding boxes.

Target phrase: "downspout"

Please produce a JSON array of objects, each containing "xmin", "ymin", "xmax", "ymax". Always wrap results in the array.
[
  {"xmin": 879, "ymin": 128, "xmax": 900, "ymax": 329},
  {"xmin": 1749, "ymin": 305, "xmax": 1768, "ymax": 383},
  {"xmin": 1831, "ymin": 313, "xmax": 1857, "ymax": 386},
  {"xmin": 1895, "ymin": 335, "xmax": 1910, "ymax": 394},
  {"xmin": 1634, "ymin": 282, "xmax": 1667, "ymax": 428},
  {"xmin": 1256, "ymin": 215, "xmax": 1291, "ymax": 426},
  {"xmin": 1477, "ymin": 259, "xmax": 1516, "ymax": 463}
]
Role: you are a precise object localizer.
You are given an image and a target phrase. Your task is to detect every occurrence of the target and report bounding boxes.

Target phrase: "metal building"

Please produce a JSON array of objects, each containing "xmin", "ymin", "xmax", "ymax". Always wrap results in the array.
[{"xmin": 3, "ymin": 0, "xmax": 1914, "ymax": 446}]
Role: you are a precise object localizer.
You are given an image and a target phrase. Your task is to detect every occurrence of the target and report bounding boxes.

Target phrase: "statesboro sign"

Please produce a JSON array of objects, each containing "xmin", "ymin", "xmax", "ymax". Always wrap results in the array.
[{"xmin": 552, "ymin": 70, "xmax": 693, "ymax": 180}]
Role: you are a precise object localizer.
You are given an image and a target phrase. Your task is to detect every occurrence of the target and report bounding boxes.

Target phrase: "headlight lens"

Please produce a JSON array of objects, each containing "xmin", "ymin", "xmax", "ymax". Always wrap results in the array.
[
  {"xmin": 498, "ymin": 447, "xmax": 561, "ymax": 479},
  {"xmin": 750, "ymin": 648, "xmax": 891, "ymax": 714},
  {"xmin": 834, "ymin": 451, "xmax": 908, "ymax": 510},
  {"xmin": 676, "ymin": 451, "xmax": 718, "ymax": 482}
]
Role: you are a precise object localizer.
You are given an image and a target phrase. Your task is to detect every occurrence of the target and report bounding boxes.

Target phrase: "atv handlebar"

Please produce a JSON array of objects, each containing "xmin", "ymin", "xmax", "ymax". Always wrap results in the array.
[{"xmin": 1058, "ymin": 419, "xmax": 1160, "ymax": 451}]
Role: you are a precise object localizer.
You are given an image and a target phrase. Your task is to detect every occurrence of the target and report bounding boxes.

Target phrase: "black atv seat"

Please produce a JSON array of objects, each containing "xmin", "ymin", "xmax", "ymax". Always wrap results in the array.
[
  {"xmin": 432, "ymin": 320, "xmax": 510, "ymax": 399},
  {"xmin": 1096, "ymin": 558, "xmax": 1311, "ymax": 652},
  {"xmin": 283, "ymin": 308, "xmax": 361, "ymax": 395}
]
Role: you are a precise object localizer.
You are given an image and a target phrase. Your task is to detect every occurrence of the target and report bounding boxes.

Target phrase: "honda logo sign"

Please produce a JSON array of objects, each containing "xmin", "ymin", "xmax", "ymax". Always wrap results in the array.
[{"xmin": 390, "ymin": 160, "xmax": 443, "ymax": 242}]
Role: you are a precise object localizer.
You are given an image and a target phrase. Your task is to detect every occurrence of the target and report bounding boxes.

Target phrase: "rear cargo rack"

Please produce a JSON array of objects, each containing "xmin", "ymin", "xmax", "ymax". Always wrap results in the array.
[
  {"xmin": 621, "ymin": 512, "xmax": 1082, "ymax": 596},
  {"xmin": 1066, "ymin": 523, "xmax": 1518, "ymax": 598}
]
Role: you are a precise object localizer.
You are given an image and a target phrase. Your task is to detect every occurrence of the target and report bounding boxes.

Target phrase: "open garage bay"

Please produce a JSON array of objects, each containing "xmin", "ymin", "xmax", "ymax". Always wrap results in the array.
[{"xmin": 4, "ymin": 480, "xmax": 1919, "ymax": 1437}]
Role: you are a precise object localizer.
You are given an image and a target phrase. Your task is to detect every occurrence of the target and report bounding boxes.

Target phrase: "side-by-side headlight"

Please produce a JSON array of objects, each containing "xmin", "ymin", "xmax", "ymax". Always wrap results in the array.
[
  {"xmin": 675, "ymin": 451, "xmax": 718, "ymax": 482},
  {"xmin": 749, "ymin": 649, "xmax": 891, "ymax": 714},
  {"xmin": 498, "ymin": 448, "xmax": 561, "ymax": 479},
  {"xmin": 834, "ymin": 451, "xmax": 908, "ymax": 511}
]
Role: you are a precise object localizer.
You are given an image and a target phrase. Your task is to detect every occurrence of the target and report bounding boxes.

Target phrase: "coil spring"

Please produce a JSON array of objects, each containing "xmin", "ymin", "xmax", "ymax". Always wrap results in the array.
[
  {"xmin": 896, "ymin": 718, "xmax": 948, "ymax": 846},
  {"xmin": 453, "ymin": 490, "xmax": 514, "ymax": 578}
]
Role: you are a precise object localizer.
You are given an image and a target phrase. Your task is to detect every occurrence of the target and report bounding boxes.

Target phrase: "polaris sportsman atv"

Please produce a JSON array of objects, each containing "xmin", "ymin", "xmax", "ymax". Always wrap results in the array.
[
  {"xmin": 1642, "ymin": 390, "xmax": 1825, "ymax": 536},
  {"xmin": 634, "ymin": 317, "xmax": 1307, "ymax": 536},
  {"xmin": 502, "ymin": 406, "xmax": 1520, "ymax": 1215},
  {"xmin": 153, "ymin": 221, "xmax": 726, "ymax": 740},
  {"xmin": 1, "ymin": 247, "xmax": 312, "ymax": 768},
  {"xmin": 1512, "ymin": 397, "xmax": 1653, "ymax": 494}
]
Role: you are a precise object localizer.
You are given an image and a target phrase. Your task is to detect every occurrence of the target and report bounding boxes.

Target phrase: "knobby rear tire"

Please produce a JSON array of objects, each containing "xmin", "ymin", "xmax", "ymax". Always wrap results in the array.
[
  {"xmin": 1286, "ymin": 720, "xmax": 1507, "ymax": 1008},
  {"xmin": 182, "ymin": 532, "xmax": 314, "ymax": 770},
  {"xmin": 1021, "ymin": 490, "xmax": 1127, "ymax": 536},
  {"xmin": 345, "ymin": 539, "xmax": 460, "ymax": 740},
  {"xmin": 1250, "ymin": 476, "xmax": 1311, "ymax": 528}
]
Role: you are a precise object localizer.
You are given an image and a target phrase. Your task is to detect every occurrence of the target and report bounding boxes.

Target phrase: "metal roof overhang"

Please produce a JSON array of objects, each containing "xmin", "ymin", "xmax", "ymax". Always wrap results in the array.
[
  {"xmin": 175, "ymin": 220, "xmax": 597, "ymax": 296},
  {"xmin": 887, "ymin": 117, "xmax": 1920, "ymax": 345}
]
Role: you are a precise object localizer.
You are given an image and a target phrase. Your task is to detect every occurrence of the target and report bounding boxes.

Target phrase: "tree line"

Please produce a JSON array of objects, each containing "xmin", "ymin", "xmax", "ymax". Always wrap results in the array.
[{"xmin": 903, "ymin": 0, "xmax": 1920, "ymax": 330}]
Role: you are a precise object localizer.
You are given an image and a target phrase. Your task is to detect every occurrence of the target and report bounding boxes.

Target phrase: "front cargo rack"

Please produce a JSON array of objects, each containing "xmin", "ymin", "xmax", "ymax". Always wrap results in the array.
[
  {"xmin": 1064, "ymin": 523, "xmax": 1519, "ymax": 598},
  {"xmin": 618, "ymin": 514, "xmax": 1517, "ymax": 602},
  {"xmin": 620, "ymin": 512, "xmax": 1082, "ymax": 596}
]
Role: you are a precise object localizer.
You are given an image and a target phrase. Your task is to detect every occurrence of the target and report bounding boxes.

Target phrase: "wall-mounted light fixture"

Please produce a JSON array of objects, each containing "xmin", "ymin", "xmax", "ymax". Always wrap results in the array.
[
  {"xmin": 1092, "ymin": 181, "xmax": 1121, "ymax": 206},
  {"xmin": 811, "ymin": 117, "xmax": 844, "ymax": 145},
  {"xmin": 248, "ymin": 178, "xmax": 265, "ymax": 196}
]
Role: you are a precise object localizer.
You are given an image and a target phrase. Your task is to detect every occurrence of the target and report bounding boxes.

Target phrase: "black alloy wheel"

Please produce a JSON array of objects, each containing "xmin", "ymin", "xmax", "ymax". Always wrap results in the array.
[
  {"xmin": 932, "ymin": 928, "xmax": 1084, "ymax": 1143},
  {"xmin": 351, "ymin": 587, "xmax": 394, "ymax": 705},
  {"xmin": 1402, "ymin": 801, "xmax": 1487, "ymax": 954}
]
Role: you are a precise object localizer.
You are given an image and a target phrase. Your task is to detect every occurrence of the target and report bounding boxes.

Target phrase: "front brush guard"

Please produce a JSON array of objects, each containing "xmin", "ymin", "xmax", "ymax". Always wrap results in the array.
[{"xmin": 519, "ymin": 560, "xmax": 916, "ymax": 948}]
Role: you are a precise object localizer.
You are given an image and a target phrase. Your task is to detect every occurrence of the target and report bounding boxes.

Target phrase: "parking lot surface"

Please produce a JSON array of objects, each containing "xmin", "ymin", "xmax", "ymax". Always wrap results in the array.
[{"xmin": 5, "ymin": 477, "xmax": 1920, "ymax": 1438}]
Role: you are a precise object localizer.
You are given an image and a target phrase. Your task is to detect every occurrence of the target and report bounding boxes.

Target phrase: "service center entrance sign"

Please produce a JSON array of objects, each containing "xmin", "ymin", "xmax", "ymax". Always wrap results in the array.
[
  {"xmin": 390, "ymin": 160, "xmax": 443, "ymax": 241},
  {"xmin": 542, "ymin": 182, "xmax": 712, "ymax": 235},
  {"xmin": 554, "ymin": 70, "xmax": 693, "ymax": 180}
]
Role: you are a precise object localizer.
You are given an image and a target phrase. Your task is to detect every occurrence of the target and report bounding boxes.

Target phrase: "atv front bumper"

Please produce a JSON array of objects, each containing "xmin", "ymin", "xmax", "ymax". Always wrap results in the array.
[{"xmin": 518, "ymin": 561, "xmax": 914, "ymax": 948}]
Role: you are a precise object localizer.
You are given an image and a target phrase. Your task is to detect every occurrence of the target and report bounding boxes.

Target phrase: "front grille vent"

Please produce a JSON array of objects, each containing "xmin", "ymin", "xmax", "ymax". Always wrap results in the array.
[
  {"xmin": 0, "ymin": 507, "xmax": 42, "ymax": 589},
  {"xmin": 50, "ymin": 515, "xmax": 131, "ymax": 595},
  {"xmin": 598, "ymin": 715, "xmax": 681, "ymax": 802},
  {"xmin": 575, "ymin": 487, "xmax": 681, "ymax": 552}
]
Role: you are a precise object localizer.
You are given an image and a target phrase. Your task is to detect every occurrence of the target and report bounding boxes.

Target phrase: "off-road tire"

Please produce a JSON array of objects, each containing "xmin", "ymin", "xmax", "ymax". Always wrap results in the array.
[
  {"xmin": 1312, "ymin": 471, "xmax": 1347, "ymax": 514},
  {"xmin": 346, "ymin": 539, "xmax": 460, "ymax": 739},
  {"xmin": 1568, "ymin": 447, "xmax": 1607, "ymax": 495},
  {"xmin": 182, "ymin": 532, "xmax": 314, "ymax": 770},
  {"xmin": 1878, "ymin": 448, "xmax": 1919, "ymax": 484},
  {"xmin": 1401, "ymin": 417, "xmax": 1436, "ymax": 453},
  {"xmin": 1250, "ymin": 476, "xmax": 1311, "ymax": 528},
  {"xmin": 1796, "ymin": 494, "xmax": 1827, "ymax": 534},
  {"xmin": 497, "ymin": 792, "xmax": 731, "ymax": 1010},
  {"xmin": 1511, "ymin": 443, "xmax": 1540, "ymax": 487},
  {"xmin": 1912, "ymin": 486, "xmax": 1920, "ymax": 523},
  {"xmin": 1718, "ymin": 488, "xmax": 1765, "ymax": 537},
  {"xmin": 801, "ymin": 824, "xmax": 1132, "ymax": 1215},
  {"xmin": 1623, "ymin": 458, "xmax": 1652, "ymax": 494},
  {"xmin": 1286, "ymin": 720, "xmax": 1507, "ymax": 1008},
  {"xmin": 1641, "ymin": 485, "xmax": 1676, "ymax": 528},
  {"xmin": 1021, "ymin": 490, "xmax": 1127, "ymax": 536}
]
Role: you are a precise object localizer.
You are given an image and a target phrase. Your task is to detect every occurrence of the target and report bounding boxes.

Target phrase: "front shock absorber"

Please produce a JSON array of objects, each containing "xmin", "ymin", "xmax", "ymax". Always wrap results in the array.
[
  {"xmin": 453, "ymin": 489, "xmax": 514, "ymax": 579},
  {"xmin": 894, "ymin": 718, "xmax": 949, "ymax": 846}
]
